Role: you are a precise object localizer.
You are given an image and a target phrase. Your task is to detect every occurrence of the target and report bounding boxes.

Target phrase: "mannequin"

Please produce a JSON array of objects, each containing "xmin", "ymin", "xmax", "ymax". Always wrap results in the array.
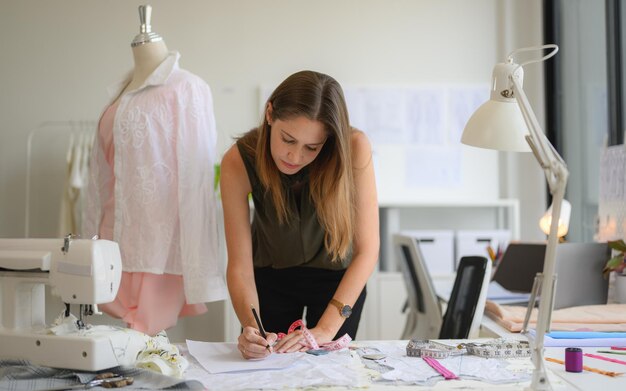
[
  {"xmin": 123, "ymin": 5, "xmax": 169, "ymax": 94},
  {"xmin": 83, "ymin": 5, "xmax": 226, "ymax": 336},
  {"xmin": 123, "ymin": 39, "xmax": 169, "ymax": 93}
]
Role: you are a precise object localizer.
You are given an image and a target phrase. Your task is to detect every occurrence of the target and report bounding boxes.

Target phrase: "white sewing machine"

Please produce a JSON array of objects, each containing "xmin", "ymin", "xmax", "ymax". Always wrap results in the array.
[{"xmin": 0, "ymin": 236, "xmax": 146, "ymax": 371}]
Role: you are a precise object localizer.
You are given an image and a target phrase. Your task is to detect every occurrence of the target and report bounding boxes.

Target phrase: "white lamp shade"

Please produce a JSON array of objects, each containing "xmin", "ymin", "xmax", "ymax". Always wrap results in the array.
[
  {"xmin": 461, "ymin": 62, "xmax": 532, "ymax": 152},
  {"xmin": 462, "ymin": 100, "xmax": 532, "ymax": 152},
  {"xmin": 539, "ymin": 199, "xmax": 572, "ymax": 237}
]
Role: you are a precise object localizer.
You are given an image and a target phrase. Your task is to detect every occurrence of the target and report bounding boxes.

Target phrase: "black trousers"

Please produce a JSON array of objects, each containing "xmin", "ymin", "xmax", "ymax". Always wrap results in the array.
[{"xmin": 254, "ymin": 266, "xmax": 366, "ymax": 340}]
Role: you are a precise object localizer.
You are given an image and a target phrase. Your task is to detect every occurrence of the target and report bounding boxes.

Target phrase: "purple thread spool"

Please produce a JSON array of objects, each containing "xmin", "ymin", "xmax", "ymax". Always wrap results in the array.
[{"xmin": 565, "ymin": 347, "xmax": 583, "ymax": 372}]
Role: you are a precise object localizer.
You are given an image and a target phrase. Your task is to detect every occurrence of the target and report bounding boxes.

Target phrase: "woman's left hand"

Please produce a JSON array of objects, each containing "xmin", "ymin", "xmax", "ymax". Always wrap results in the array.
[{"xmin": 272, "ymin": 326, "xmax": 335, "ymax": 353}]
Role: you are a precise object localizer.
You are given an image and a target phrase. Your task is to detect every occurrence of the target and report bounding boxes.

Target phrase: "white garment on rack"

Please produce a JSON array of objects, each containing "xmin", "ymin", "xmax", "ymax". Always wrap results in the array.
[
  {"xmin": 58, "ymin": 132, "xmax": 91, "ymax": 237},
  {"xmin": 58, "ymin": 134, "xmax": 76, "ymax": 236},
  {"xmin": 83, "ymin": 51, "xmax": 226, "ymax": 304}
]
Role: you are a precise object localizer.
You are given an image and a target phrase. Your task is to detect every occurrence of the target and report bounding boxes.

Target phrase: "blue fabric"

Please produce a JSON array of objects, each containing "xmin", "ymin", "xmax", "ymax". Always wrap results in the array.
[
  {"xmin": 527, "ymin": 329, "xmax": 626, "ymax": 347},
  {"xmin": 546, "ymin": 331, "xmax": 626, "ymax": 339}
]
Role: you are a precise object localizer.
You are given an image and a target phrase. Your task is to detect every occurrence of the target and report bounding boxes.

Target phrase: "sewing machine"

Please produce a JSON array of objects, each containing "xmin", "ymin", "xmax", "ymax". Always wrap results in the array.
[{"xmin": 0, "ymin": 236, "xmax": 146, "ymax": 371}]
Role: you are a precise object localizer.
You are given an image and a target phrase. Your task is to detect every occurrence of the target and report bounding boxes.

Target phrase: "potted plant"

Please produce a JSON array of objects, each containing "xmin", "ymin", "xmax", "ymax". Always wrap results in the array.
[{"xmin": 603, "ymin": 239, "xmax": 626, "ymax": 303}]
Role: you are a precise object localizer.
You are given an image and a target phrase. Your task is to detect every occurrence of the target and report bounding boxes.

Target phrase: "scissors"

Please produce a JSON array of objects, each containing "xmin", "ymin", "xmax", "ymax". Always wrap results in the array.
[{"xmin": 45, "ymin": 375, "xmax": 133, "ymax": 390}]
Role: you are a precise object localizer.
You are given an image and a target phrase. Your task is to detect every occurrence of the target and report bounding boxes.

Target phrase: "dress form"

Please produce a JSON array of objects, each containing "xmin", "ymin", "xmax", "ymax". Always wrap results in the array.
[
  {"xmin": 124, "ymin": 40, "xmax": 168, "ymax": 93},
  {"xmin": 90, "ymin": 5, "xmax": 216, "ymax": 336},
  {"xmin": 124, "ymin": 5, "xmax": 168, "ymax": 94}
]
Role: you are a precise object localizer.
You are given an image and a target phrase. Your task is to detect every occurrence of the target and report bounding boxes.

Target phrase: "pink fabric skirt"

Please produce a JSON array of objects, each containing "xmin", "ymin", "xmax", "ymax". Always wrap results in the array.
[{"xmin": 99, "ymin": 272, "xmax": 207, "ymax": 336}]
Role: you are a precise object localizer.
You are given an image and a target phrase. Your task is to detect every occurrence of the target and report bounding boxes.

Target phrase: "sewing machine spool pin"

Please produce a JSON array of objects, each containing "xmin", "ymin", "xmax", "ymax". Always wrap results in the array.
[{"xmin": 62, "ymin": 233, "xmax": 76, "ymax": 254}]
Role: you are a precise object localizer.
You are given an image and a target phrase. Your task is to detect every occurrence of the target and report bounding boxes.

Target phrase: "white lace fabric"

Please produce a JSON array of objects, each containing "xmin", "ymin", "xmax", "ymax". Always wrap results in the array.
[{"xmin": 48, "ymin": 314, "xmax": 188, "ymax": 377}]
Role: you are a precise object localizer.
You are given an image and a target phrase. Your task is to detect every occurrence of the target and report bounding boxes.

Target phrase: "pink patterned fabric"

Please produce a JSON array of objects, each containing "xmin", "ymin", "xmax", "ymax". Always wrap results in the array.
[{"xmin": 96, "ymin": 99, "xmax": 206, "ymax": 335}]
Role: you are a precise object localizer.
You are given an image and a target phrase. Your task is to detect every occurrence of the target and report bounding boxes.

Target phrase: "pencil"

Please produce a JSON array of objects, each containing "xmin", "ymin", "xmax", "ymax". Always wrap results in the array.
[
  {"xmin": 251, "ymin": 304, "xmax": 271, "ymax": 352},
  {"xmin": 486, "ymin": 246, "xmax": 497, "ymax": 263}
]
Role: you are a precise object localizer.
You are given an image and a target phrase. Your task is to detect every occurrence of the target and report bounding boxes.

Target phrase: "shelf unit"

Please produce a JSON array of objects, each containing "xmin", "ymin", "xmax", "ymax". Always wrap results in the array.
[{"xmin": 379, "ymin": 199, "xmax": 520, "ymax": 272}]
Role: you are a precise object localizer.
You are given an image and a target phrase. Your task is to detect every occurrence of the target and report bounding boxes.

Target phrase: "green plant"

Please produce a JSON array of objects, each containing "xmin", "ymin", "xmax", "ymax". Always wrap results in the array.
[
  {"xmin": 214, "ymin": 164, "xmax": 220, "ymax": 191},
  {"xmin": 603, "ymin": 239, "xmax": 626, "ymax": 279}
]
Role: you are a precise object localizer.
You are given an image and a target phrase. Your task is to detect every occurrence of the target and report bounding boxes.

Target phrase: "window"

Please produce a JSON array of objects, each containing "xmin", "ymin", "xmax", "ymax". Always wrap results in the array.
[{"xmin": 546, "ymin": 0, "xmax": 620, "ymax": 242}]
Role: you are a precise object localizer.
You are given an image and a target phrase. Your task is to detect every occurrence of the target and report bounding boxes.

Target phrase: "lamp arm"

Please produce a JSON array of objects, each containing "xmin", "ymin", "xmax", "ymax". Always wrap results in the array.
[
  {"xmin": 511, "ymin": 72, "xmax": 570, "ymax": 391},
  {"xmin": 510, "ymin": 76, "xmax": 569, "ymax": 193}
]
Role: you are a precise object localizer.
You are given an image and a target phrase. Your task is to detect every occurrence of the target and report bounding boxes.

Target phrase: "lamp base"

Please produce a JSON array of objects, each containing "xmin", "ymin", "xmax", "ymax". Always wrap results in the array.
[
  {"xmin": 525, "ymin": 371, "xmax": 551, "ymax": 391},
  {"xmin": 525, "ymin": 343, "xmax": 552, "ymax": 391}
]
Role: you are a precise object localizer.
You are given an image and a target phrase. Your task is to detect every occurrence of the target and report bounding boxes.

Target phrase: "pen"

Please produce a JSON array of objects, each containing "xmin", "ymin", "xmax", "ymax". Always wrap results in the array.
[
  {"xmin": 251, "ymin": 304, "xmax": 271, "ymax": 352},
  {"xmin": 598, "ymin": 350, "xmax": 626, "ymax": 356}
]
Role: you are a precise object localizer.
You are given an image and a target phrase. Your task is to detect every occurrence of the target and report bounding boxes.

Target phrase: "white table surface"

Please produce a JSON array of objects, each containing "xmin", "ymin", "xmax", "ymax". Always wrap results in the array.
[{"xmin": 179, "ymin": 340, "xmax": 626, "ymax": 390}]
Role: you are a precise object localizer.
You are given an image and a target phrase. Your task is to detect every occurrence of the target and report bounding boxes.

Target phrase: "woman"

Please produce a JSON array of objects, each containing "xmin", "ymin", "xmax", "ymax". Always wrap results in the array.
[{"xmin": 220, "ymin": 70, "xmax": 379, "ymax": 360}]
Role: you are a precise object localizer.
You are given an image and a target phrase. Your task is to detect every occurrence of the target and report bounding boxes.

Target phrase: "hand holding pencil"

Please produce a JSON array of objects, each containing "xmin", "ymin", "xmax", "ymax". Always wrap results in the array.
[
  {"xmin": 251, "ymin": 304, "xmax": 272, "ymax": 352},
  {"xmin": 237, "ymin": 305, "xmax": 277, "ymax": 360}
]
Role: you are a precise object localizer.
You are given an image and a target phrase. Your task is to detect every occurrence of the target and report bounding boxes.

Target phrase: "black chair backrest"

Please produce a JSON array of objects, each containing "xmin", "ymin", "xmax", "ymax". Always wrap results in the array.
[{"xmin": 439, "ymin": 256, "xmax": 489, "ymax": 339}]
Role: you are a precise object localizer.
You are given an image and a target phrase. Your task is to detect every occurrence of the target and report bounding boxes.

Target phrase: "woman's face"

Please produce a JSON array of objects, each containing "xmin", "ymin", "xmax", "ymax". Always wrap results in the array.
[{"xmin": 268, "ymin": 115, "xmax": 327, "ymax": 175}]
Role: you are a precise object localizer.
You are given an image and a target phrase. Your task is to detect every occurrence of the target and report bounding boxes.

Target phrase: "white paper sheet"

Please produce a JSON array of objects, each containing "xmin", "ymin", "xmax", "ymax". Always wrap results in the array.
[
  {"xmin": 182, "ymin": 343, "xmax": 367, "ymax": 390},
  {"xmin": 186, "ymin": 340, "xmax": 304, "ymax": 374},
  {"xmin": 486, "ymin": 281, "xmax": 532, "ymax": 304}
]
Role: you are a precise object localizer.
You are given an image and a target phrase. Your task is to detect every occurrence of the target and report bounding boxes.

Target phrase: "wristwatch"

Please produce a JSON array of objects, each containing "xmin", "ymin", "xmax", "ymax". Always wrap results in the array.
[{"xmin": 329, "ymin": 298, "xmax": 352, "ymax": 318}]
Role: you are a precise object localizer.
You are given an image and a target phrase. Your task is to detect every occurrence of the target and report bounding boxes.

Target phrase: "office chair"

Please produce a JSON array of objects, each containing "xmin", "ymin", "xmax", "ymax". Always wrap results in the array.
[
  {"xmin": 394, "ymin": 233, "xmax": 443, "ymax": 340},
  {"xmin": 395, "ymin": 232, "xmax": 492, "ymax": 340},
  {"xmin": 439, "ymin": 256, "xmax": 492, "ymax": 339}
]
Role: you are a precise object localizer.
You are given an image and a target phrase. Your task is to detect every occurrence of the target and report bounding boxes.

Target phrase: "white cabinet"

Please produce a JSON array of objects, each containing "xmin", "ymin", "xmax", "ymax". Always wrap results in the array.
[
  {"xmin": 371, "ymin": 272, "xmax": 408, "ymax": 340},
  {"xmin": 398, "ymin": 230, "xmax": 455, "ymax": 276},
  {"xmin": 455, "ymin": 229, "xmax": 511, "ymax": 267},
  {"xmin": 379, "ymin": 200, "xmax": 520, "ymax": 272}
]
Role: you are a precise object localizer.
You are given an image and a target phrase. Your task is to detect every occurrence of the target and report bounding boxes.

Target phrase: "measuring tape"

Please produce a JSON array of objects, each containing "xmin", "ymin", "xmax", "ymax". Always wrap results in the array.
[
  {"xmin": 277, "ymin": 320, "xmax": 351, "ymax": 351},
  {"xmin": 407, "ymin": 339, "xmax": 531, "ymax": 359},
  {"xmin": 464, "ymin": 340, "xmax": 531, "ymax": 358},
  {"xmin": 406, "ymin": 339, "xmax": 465, "ymax": 359}
]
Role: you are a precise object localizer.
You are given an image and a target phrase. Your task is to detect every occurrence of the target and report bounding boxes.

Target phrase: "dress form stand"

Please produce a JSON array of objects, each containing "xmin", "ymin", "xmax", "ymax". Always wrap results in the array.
[
  {"xmin": 93, "ymin": 4, "xmax": 214, "ymax": 336},
  {"xmin": 125, "ymin": 5, "xmax": 168, "ymax": 93}
]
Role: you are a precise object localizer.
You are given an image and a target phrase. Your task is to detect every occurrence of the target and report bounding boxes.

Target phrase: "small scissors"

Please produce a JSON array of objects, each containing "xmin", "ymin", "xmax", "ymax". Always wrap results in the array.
[{"xmin": 46, "ymin": 374, "xmax": 133, "ymax": 390}]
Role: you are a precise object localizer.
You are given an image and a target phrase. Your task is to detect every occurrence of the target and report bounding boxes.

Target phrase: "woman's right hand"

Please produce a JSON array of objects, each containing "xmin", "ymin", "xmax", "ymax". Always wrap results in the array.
[{"xmin": 238, "ymin": 326, "xmax": 277, "ymax": 360}]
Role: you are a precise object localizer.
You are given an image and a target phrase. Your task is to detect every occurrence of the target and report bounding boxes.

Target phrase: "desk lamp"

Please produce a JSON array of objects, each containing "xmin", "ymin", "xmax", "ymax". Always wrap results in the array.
[
  {"xmin": 539, "ymin": 199, "xmax": 571, "ymax": 239},
  {"xmin": 462, "ymin": 44, "xmax": 567, "ymax": 391}
]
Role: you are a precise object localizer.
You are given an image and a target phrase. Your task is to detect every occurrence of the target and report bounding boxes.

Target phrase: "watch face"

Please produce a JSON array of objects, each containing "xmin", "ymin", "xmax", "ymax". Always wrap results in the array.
[{"xmin": 341, "ymin": 305, "xmax": 352, "ymax": 318}]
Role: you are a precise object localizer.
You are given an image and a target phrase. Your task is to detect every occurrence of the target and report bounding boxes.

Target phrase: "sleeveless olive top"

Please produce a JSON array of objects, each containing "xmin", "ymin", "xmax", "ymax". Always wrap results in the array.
[{"xmin": 237, "ymin": 138, "xmax": 351, "ymax": 270}]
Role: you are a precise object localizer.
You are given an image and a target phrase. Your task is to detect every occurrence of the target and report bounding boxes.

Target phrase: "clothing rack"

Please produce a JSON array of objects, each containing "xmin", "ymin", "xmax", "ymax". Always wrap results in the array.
[{"xmin": 25, "ymin": 121, "xmax": 96, "ymax": 237}]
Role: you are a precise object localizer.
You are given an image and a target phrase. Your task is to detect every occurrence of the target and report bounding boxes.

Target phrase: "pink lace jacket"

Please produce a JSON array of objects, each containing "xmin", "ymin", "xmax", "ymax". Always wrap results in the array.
[{"xmin": 83, "ymin": 52, "xmax": 226, "ymax": 304}]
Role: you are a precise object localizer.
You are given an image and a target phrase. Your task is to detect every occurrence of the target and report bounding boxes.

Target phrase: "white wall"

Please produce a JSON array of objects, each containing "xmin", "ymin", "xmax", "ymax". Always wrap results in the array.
[
  {"xmin": 0, "ymin": 0, "xmax": 547, "ymax": 341},
  {"xmin": 496, "ymin": 0, "xmax": 548, "ymax": 242}
]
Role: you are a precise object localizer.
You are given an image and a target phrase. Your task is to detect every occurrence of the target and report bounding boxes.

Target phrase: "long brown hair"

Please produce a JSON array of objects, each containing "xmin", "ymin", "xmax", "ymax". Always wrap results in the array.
[{"xmin": 240, "ymin": 70, "xmax": 355, "ymax": 262}]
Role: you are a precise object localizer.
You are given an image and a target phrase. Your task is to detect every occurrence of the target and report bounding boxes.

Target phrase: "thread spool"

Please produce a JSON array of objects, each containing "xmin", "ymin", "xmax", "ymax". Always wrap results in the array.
[{"xmin": 565, "ymin": 347, "xmax": 583, "ymax": 372}]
